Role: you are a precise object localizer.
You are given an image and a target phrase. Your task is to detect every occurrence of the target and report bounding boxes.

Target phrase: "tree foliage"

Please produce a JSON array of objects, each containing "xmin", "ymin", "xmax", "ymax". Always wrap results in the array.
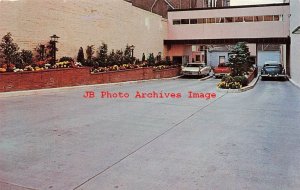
[
  {"xmin": 77, "ymin": 47, "xmax": 85, "ymax": 64},
  {"xmin": 228, "ymin": 42, "xmax": 251, "ymax": 76},
  {"xmin": 0, "ymin": 32, "xmax": 19, "ymax": 65}
]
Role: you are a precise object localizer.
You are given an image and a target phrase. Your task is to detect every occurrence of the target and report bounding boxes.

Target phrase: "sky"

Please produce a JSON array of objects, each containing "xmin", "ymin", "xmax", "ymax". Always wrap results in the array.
[{"xmin": 230, "ymin": 0, "xmax": 286, "ymax": 5}]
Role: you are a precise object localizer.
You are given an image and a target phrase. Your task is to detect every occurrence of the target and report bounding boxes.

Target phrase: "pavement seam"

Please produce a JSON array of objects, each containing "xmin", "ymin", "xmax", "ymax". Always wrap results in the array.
[{"xmin": 73, "ymin": 92, "xmax": 227, "ymax": 190}]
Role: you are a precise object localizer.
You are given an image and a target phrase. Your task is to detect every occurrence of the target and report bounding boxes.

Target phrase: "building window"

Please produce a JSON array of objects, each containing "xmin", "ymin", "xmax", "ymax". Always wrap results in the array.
[
  {"xmin": 225, "ymin": 17, "xmax": 233, "ymax": 23},
  {"xmin": 216, "ymin": 17, "xmax": 225, "ymax": 23},
  {"xmin": 198, "ymin": 18, "xmax": 206, "ymax": 24},
  {"xmin": 234, "ymin": 17, "xmax": 243, "ymax": 22},
  {"xmin": 190, "ymin": 19, "xmax": 198, "ymax": 24},
  {"xmin": 196, "ymin": 55, "xmax": 201, "ymax": 62},
  {"xmin": 274, "ymin": 15, "xmax": 280, "ymax": 21},
  {"xmin": 219, "ymin": 56, "xmax": 226, "ymax": 64},
  {"xmin": 181, "ymin": 19, "xmax": 189, "ymax": 24},
  {"xmin": 244, "ymin": 16, "xmax": 254, "ymax": 22},
  {"xmin": 207, "ymin": 18, "xmax": 216, "ymax": 23},
  {"xmin": 264, "ymin": 15, "xmax": 273, "ymax": 21},
  {"xmin": 254, "ymin": 16, "xmax": 264, "ymax": 22},
  {"xmin": 173, "ymin": 19, "xmax": 181, "ymax": 25}
]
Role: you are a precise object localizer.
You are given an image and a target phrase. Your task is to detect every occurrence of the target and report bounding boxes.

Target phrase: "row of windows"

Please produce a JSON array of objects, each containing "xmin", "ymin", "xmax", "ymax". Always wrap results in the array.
[{"xmin": 173, "ymin": 15, "xmax": 283, "ymax": 25}]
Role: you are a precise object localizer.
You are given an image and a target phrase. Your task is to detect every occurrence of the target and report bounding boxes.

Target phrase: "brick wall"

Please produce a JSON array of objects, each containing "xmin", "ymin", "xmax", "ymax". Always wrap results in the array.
[
  {"xmin": 0, "ymin": 0, "xmax": 167, "ymax": 60},
  {"xmin": 0, "ymin": 67, "xmax": 181, "ymax": 92}
]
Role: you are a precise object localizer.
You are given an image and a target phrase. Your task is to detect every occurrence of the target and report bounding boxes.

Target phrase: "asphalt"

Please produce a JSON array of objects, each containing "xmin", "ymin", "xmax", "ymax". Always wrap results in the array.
[{"xmin": 0, "ymin": 78, "xmax": 300, "ymax": 190}]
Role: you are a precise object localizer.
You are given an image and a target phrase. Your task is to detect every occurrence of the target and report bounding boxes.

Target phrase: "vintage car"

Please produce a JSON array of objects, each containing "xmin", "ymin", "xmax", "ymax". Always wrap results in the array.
[
  {"xmin": 261, "ymin": 61, "xmax": 286, "ymax": 80},
  {"xmin": 181, "ymin": 63, "xmax": 211, "ymax": 77},
  {"xmin": 213, "ymin": 63, "xmax": 231, "ymax": 78}
]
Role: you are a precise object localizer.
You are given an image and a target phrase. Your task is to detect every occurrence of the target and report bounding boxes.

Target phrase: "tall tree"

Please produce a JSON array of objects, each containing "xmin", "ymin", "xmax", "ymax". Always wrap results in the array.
[{"xmin": 228, "ymin": 42, "xmax": 251, "ymax": 76}]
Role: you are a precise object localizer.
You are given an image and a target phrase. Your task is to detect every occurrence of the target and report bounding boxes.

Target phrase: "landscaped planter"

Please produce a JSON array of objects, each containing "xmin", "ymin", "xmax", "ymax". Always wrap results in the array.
[{"xmin": 0, "ymin": 67, "xmax": 181, "ymax": 92}]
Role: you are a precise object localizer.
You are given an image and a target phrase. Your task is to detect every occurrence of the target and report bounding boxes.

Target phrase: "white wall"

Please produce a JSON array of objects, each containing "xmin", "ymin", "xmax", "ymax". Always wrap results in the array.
[
  {"xmin": 0, "ymin": 0, "xmax": 167, "ymax": 59},
  {"xmin": 167, "ymin": 4, "xmax": 290, "ymax": 40},
  {"xmin": 290, "ymin": 0, "xmax": 300, "ymax": 85}
]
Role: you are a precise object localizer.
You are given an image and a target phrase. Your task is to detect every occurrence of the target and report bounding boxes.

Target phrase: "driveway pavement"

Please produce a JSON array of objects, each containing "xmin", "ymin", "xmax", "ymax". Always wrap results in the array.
[{"xmin": 1, "ymin": 78, "xmax": 300, "ymax": 190}]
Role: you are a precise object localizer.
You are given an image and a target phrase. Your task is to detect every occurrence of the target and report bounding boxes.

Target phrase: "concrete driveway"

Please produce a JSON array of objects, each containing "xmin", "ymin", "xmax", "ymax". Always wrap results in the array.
[{"xmin": 1, "ymin": 78, "xmax": 300, "ymax": 190}]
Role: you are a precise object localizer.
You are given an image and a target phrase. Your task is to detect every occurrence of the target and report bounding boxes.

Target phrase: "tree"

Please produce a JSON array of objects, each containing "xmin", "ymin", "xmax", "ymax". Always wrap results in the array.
[
  {"xmin": 35, "ymin": 44, "xmax": 46, "ymax": 61},
  {"xmin": 97, "ymin": 43, "xmax": 108, "ymax": 67},
  {"xmin": 228, "ymin": 42, "xmax": 251, "ymax": 76},
  {"xmin": 85, "ymin": 45, "xmax": 95, "ymax": 67},
  {"xmin": 147, "ymin": 53, "xmax": 155, "ymax": 66},
  {"xmin": 0, "ymin": 33, "xmax": 19, "ymax": 70},
  {"xmin": 124, "ymin": 44, "xmax": 133, "ymax": 64},
  {"xmin": 142, "ymin": 53, "xmax": 146, "ymax": 62},
  {"xmin": 18, "ymin": 49, "xmax": 33, "ymax": 69},
  {"xmin": 77, "ymin": 47, "xmax": 85, "ymax": 64}
]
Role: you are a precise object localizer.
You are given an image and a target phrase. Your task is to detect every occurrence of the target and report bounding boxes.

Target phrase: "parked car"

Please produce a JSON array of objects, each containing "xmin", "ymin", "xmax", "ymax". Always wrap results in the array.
[
  {"xmin": 261, "ymin": 61, "xmax": 286, "ymax": 80},
  {"xmin": 181, "ymin": 63, "xmax": 211, "ymax": 77},
  {"xmin": 213, "ymin": 62, "xmax": 231, "ymax": 78}
]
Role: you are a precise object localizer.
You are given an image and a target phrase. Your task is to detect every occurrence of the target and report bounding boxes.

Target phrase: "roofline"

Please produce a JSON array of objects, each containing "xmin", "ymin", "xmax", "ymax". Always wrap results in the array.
[
  {"xmin": 164, "ymin": 37, "xmax": 291, "ymax": 45},
  {"xmin": 168, "ymin": 3, "xmax": 290, "ymax": 12}
]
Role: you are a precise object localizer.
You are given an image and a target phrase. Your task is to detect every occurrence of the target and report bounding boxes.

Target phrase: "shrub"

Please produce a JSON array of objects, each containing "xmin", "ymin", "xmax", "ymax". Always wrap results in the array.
[
  {"xmin": 0, "ymin": 33, "xmax": 19, "ymax": 67},
  {"xmin": 228, "ymin": 42, "xmax": 251, "ymax": 76},
  {"xmin": 97, "ymin": 43, "xmax": 108, "ymax": 67},
  {"xmin": 233, "ymin": 76, "xmax": 248, "ymax": 87},
  {"xmin": 77, "ymin": 47, "xmax": 85, "ymax": 64},
  {"xmin": 59, "ymin": 56, "xmax": 74, "ymax": 62}
]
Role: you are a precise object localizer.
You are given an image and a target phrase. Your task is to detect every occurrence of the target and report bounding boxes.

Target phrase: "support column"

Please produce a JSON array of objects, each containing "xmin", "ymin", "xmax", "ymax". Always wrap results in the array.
[{"xmin": 286, "ymin": 40, "xmax": 291, "ymax": 77}]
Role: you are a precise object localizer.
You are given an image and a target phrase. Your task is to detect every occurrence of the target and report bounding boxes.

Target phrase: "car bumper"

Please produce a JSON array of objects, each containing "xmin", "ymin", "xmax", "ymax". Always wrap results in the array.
[
  {"xmin": 181, "ymin": 71, "xmax": 200, "ymax": 76},
  {"xmin": 214, "ymin": 73, "xmax": 230, "ymax": 77},
  {"xmin": 261, "ymin": 74, "xmax": 286, "ymax": 78}
]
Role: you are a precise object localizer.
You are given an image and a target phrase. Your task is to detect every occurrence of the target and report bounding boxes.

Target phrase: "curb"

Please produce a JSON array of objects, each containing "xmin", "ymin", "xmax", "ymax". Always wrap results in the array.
[
  {"xmin": 199, "ymin": 75, "xmax": 212, "ymax": 81},
  {"xmin": 0, "ymin": 75, "xmax": 181, "ymax": 98},
  {"xmin": 216, "ymin": 75, "xmax": 260, "ymax": 93},
  {"xmin": 289, "ymin": 78, "xmax": 300, "ymax": 89}
]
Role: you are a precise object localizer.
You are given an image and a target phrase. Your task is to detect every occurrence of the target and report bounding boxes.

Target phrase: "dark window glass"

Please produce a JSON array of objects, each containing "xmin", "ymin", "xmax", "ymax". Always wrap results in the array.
[
  {"xmin": 216, "ymin": 17, "xmax": 225, "ymax": 23},
  {"xmin": 254, "ymin": 16, "xmax": 263, "ymax": 22},
  {"xmin": 244, "ymin": 16, "xmax": 254, "ymax": 22},
  {"xmin": 225, "ymin": 17, "xmax": 233, "ymax": 23},
  {"xmin": 173, "ymin": 19, "xmax": 181, "ymax": 25},
  {"xmin": 181, "ymin": 19, "xmax": 189, "ymax": 24},
  {"xmin": 234, "ymin": 17, "xmax": 243, "ymax": 22},
  {"xmin": 190, "ymin": 19, "xmax": 198, "ymax": 24},
  {"xmin": 264, "ymin": 15, "xmax": 273, "ymax": 21}
]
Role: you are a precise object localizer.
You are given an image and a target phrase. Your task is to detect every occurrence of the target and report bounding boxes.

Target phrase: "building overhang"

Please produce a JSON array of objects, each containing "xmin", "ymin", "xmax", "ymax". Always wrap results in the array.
[
  {"xmin": 168, "ymin": 3, "xmax": 289, "ymax": 12},
  {"xmin": 164, "ymin": 37, "xmax": 291, "ymax": 45}
]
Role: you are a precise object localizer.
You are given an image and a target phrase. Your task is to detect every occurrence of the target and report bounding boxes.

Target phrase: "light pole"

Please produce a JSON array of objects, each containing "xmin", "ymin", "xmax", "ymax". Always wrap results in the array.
[{"xmin": 50, "ymin": 34, "xmax": 59, "ymax": 65}]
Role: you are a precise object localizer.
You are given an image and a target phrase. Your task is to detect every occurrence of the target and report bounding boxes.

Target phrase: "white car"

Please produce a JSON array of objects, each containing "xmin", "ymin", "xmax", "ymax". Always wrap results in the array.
[{"xmin": 181, "ymin": 63, "xmax": 211, "ymax": 77}]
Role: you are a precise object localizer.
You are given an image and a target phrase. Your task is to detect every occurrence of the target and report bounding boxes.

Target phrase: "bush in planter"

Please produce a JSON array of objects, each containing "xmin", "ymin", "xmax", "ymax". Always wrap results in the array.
[
  {"xmin": 59, "ymin": 56, "xmax": 73, "ymax": 62},
  {"xmin": 218, "ymin": 75, "xmax": 243, "ymax": 89},
  {"xmin": 77, "ymin": 47, "xmax": 85, "ymax": 65},
  {"xmin": 228, "ymin": 42, "xmax": 251, "ymax": 76},
  {"xmin": 0, "ymin": 33, "xmax": 20, "ymax": 71},
  {"xmin": 233, "ymin": 76, "xmax": 248, "ymax": 87},
  {"xmin": 96, "ymin": 43, "xmax": 108, "ymax": 67}
]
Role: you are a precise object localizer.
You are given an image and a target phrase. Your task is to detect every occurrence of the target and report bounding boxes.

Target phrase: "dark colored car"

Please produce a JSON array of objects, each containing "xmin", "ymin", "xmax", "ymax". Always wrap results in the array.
[{"xmin": 261, "ymin": 61, "xmax": 286, "ymax": 80}]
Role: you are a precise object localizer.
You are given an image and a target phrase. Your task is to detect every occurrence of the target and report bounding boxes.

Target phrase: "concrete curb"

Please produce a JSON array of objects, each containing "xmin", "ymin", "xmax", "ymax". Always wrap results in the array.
[
  {"xmin": 216, "ymin": 75, "xmax": 260, "ymax": 93},
  {"xmin": 199, "ymin": 75, "xmax": 212, "ymax": 81},
  {"xmin": 0, "ymin": 75, "xmax": 181, "ymax": 98},
  {"xmin": 289, "ymin": 78, "xmax": 300, "ymax": 89}
]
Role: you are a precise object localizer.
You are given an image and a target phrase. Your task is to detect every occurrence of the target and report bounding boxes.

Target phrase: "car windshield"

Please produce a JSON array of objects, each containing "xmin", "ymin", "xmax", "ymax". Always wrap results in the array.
[
  {"xmin": 186, "ymin": 64, "xmax": 204, "ymax": 67},
  {"xmin": 218, "ymin": 63, "xmax": 229, "ymax": 67}
]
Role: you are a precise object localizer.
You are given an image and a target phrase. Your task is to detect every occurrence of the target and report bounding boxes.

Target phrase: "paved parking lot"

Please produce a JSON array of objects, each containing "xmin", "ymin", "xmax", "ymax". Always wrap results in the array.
[{"xmin": 1, "ymin": 78, "xmax": 300, "ymax": 190}]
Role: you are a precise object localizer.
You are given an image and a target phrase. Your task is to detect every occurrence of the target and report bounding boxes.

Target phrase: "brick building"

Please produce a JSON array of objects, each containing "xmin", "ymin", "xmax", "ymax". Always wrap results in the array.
[{"xmin": 126, "ymin": 0, "xmax": 230, "ymax": 18}]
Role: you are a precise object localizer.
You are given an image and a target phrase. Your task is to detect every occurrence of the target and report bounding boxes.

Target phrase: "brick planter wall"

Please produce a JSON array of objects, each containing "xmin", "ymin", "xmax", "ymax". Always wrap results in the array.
[
  {"xmin": 247, "ymin": 67, "xmax": 258, "ymax": 84},
  {"xmin": 0, "ymin": 67, "xmax": 181, "ymax": 92}
]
